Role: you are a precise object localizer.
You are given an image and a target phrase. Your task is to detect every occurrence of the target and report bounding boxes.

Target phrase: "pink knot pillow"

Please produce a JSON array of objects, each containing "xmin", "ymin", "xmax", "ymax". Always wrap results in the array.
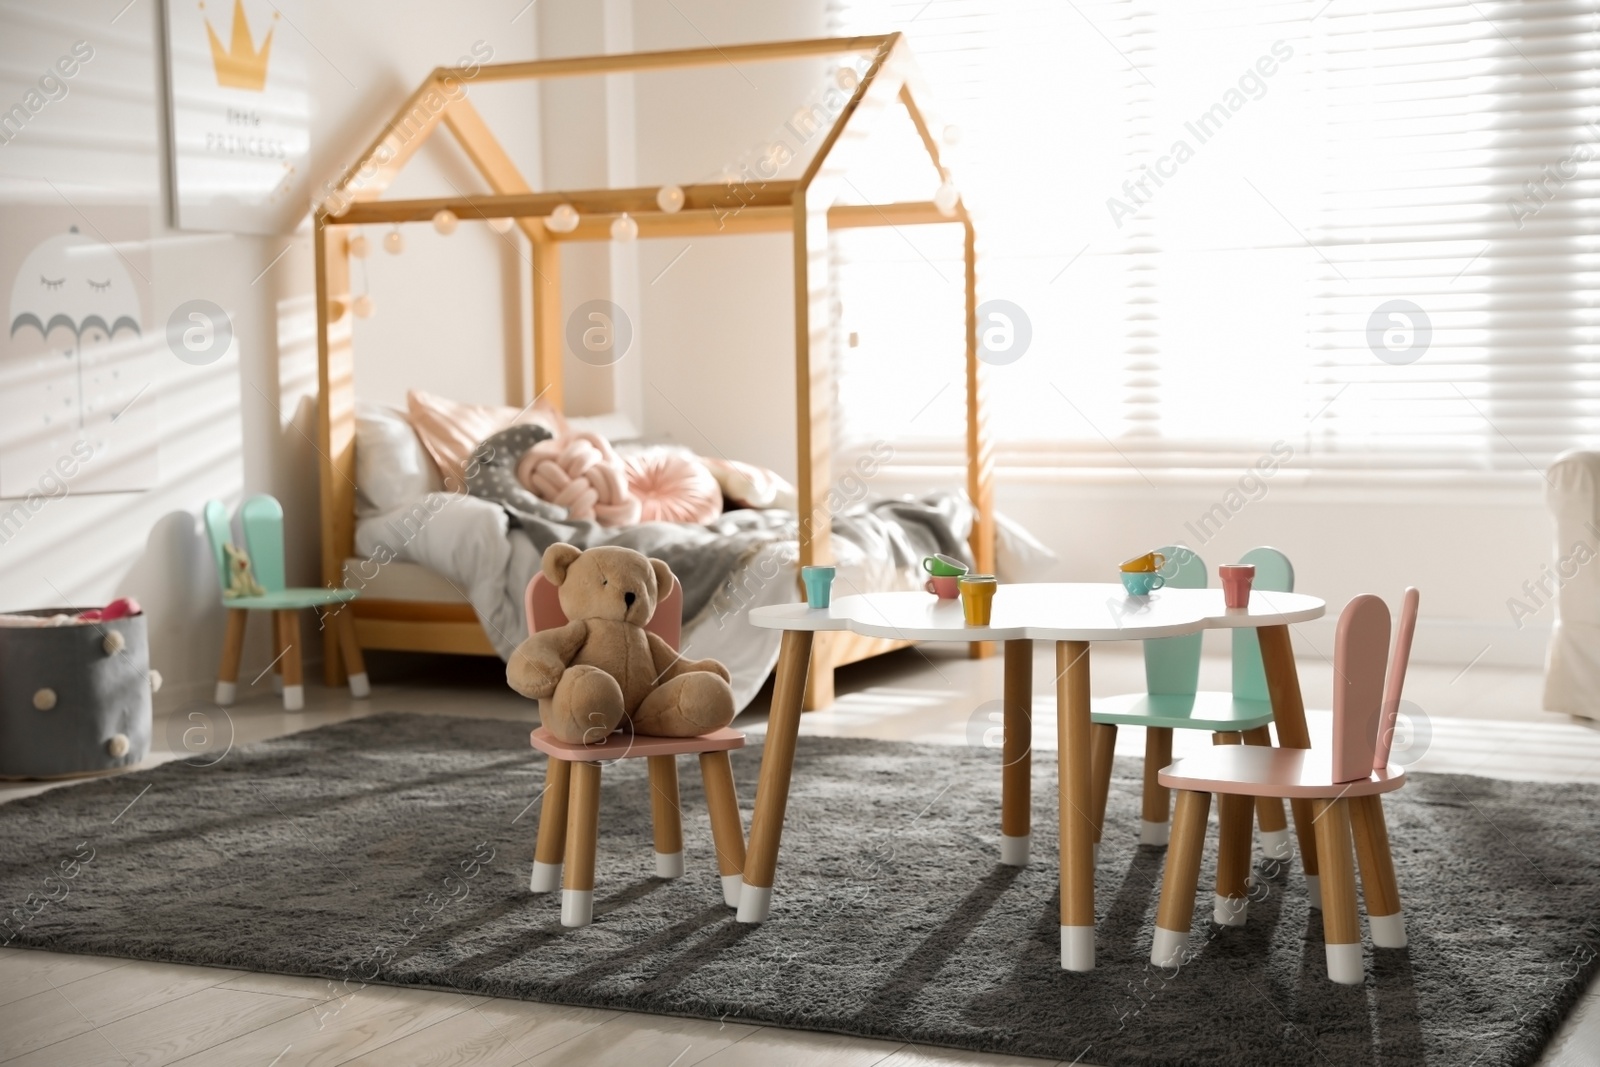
[
  {"xmin": 515, "ymin": 432, "xmax": 641, "ymax": 527},
  {"xmin": 623, "ymin": 448, "xmax": 723, "ymax": 525}
]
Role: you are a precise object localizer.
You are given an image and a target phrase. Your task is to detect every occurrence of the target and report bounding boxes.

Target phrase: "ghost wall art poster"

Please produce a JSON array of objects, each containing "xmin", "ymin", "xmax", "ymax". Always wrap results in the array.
[
  {"xmin": 0, "ymin": 208, "xmax": 160, "ymax": 497},
  {"xmin": 164, "ymin": 0, "xmax": 310, "ymax": 234}
]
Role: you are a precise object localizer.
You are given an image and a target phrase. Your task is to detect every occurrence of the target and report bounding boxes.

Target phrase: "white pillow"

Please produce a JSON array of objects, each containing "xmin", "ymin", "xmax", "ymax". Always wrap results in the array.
[{"xmin": 355, "ymin": 402, "xmax": 444, "ymax": 515}]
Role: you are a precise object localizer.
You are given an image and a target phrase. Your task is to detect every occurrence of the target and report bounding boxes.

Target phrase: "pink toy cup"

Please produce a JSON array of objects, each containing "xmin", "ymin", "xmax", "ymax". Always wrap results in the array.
[
  {"xmin": 924, "ymin": 575, "xmax": 960, "ymax": 599},
  {"xmin": 1219, "ymin": 563, "xmax": 1256, "ymax": 609}
]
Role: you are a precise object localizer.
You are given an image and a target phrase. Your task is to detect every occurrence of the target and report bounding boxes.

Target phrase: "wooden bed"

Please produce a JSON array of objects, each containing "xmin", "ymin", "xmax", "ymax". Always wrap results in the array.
[{"xmin": 312, "ymin": 34, "xmax": 994, "ymax": 709}]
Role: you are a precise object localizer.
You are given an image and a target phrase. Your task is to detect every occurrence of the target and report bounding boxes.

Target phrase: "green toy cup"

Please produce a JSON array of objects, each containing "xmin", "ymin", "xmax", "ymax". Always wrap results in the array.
[{"xmin": 922, "ymin": 553, "xmax": 968, "ymax": 578}]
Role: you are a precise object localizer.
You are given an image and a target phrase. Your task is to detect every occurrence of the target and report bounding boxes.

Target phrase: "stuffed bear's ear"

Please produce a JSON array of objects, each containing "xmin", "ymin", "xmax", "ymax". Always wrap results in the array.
[
  {"xmin": 650, "ymin": 558, "xmax": 674, "ymax": 601},
  {"xmin": 542, "ymin": 543, "xmax": 583, "ymax": 586}
]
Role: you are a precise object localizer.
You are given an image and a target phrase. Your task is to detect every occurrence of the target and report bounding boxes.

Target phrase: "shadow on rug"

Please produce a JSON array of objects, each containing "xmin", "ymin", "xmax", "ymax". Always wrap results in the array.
[{"xmin": 1, "ymin": 712, "xmax": 1597, "ymax": 1066}]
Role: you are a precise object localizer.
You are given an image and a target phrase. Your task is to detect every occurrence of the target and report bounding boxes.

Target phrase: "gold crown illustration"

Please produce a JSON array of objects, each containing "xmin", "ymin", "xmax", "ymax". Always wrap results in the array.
[{"xmin": 203, "ymin": 0, "xmax": 274, "ymax": 92}]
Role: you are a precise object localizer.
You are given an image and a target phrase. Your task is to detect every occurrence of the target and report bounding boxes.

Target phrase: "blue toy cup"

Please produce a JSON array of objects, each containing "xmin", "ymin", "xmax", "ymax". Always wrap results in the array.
[
  {"xmin": 1120, "ymin": 570, "xmax": 1166, "ymax": 597},
  {"xmin": 801, "ymin": 565, "xmax": 836, "ymax": 608}
]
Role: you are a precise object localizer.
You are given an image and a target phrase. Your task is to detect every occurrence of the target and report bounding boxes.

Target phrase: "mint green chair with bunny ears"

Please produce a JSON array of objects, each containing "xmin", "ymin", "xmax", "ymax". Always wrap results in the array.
[
  {"xmin": 1090, "ymin": 546, "xmax": 1290, "ymax": 854},
  {"xmin": 203, "ymin": 495, "xmax": 367, "ymax": 711}
]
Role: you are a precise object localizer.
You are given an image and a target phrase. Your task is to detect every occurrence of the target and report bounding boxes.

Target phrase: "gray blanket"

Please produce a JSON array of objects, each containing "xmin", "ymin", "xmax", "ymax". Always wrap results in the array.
[{"xmin": 466, "ymin": 426, "xmax": 973, "ymax": 625}]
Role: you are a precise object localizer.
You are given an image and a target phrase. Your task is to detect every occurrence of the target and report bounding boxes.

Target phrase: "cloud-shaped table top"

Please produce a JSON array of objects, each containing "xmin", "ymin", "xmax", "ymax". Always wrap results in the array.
[{"xmin": 750, "ymin": 584, "xmax": 1325, "ymax": 643}]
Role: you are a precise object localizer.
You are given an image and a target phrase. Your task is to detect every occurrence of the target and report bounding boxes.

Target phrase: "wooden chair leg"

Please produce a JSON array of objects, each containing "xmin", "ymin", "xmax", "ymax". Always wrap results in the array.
[
  {"xmin": 215, "ymin": 609, "xmax": 247, "ymax": 706},
  {"xmin": 1291, "ymin": 798, "xmax": 1322, "ymax": 907},
  {"xmin": 562, "ymin": 760, "xmax": 602, "ymax": 927},
  {"xmin": 647, "ymin": 755, "xmax": 684, "ymax": 879},
  {"xmin": 1141, "ymin": 726, "xmax": 1174, "ymax": 846},
  {"xmin": 277, "ymin": 611, "xmax": 304, "ymax": 712},
  {"xmin": 1213, "ymin": 731, "xmax": 1243, "ymax": 745},
  {"xmin": 1350, "ymin": 794, "xmax": 1406, "ymax": 948},
  {"xmin": 1312, "ymin": 797, "xmax": 1364, "ymax": 984},
  {"xmin": 332, "ymin": 609, "xmax": 370, "ymax": 698},
  {"xmin": 1152, "ymin": 788, "xmax": 1211, "ymax": 967},
  {"xmin": 699, "ymin": 751, "xmax": 746, "ymax": 907},
  {"xmin": 1215, "ymin": 792, "xmax": 1254, "ymax": 926},
  {"xmin": 1089, "ymin": 722, "xmax": 1116, "ymax": 860},
  {"xmin": 531, "ymin": 758, "xmax": 570, "ymax": 893},
  {"xmin": 270, "ymin": 613, "xmax": 284, "ymax": 694},
  {"xmin": 1001, "ymin": 639, "xmax": 1032, "ymax": 866},
  {"xmin": 1242, "ymin": 726, "xmax": 1291, "ymax": 861}
]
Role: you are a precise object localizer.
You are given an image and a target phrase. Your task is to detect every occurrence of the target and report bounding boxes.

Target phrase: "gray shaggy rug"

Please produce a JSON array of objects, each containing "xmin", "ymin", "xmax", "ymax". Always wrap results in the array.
[{"xmin": 0, "ymin": 712, "xmax": 1596, "ymax": 1066}]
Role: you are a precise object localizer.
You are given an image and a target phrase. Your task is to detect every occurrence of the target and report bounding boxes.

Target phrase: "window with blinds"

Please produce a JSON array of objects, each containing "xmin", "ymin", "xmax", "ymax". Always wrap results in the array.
[{"xmin": 828, "ymin": 0, "xmax": 1600, "ymax": 475}]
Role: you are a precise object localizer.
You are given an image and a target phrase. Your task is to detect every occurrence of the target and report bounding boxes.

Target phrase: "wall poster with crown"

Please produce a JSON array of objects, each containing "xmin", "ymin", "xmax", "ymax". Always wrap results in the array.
[{"xmin": 162, "ymin": 0, "xmax": 309, "ymax": 235}]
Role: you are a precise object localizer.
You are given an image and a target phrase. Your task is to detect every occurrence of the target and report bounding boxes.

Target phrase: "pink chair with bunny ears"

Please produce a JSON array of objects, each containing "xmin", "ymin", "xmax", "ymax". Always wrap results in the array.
[
  {"xmin": 1150, "ymin": 588, "xmax": 1419, "ymax": 985},
  {"xmin": 523, "ymin": 569, "xmax": 747, "ymax": 929}
]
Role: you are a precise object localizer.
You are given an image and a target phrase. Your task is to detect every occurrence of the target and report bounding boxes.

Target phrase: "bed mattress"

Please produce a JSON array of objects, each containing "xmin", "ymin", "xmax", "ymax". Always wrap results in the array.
[{"xmin": 350, "ymin": 491, "xmax": 968, "ymax": 711}]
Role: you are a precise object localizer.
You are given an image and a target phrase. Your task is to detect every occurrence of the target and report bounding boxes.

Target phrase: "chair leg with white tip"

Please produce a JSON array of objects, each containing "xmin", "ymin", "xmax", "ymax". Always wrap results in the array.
[
  {"xmin": 562, "ymin": 761, "xmax": 602, "ymax": 927},
  {"xmin": 214, "ymin": 609, "xmax": 247, "ymax": 707},
  {"xmin": 1089, "ymin": 722, "xmax": 1116, "ymax": 862},
  {"xmin": 699, "ymin": 751, "xmax": 747, "ymax": 908},
  {"xmin": 1312, "ymin": 797, "xmax": 1365, "ymax": 984},
  {"xmin": 1351, "ymin": 794, "xmax": 1407, "ymax": 948},
  {"xmin": 277, "ymin": 611, "xmax": 305, "ymax": 712},
  {"xmin": 1140, "ymin": 727, "xmax": 1173, "ymax": 847},
  {"xmin": 1241, "ymin": 727, "xmax": 1292, "ymax": 862},
  {"xmin": 647, "ymin": 756, "xmax": 684, "ymax": 880},
  {"xmin": 530, "ymin": 758, "xmax": 570, "ymax": 893},
  {"xmin": 1214, "ymin": 792, "xmax": 1253, "ymax": 926},
  {"xmin": 332, "ymin": 610, "xmax": 370, "ymax": 698},
  {"xmin": 1151, "ymin": 788, "xmax": 1210, "ymax": 967}
]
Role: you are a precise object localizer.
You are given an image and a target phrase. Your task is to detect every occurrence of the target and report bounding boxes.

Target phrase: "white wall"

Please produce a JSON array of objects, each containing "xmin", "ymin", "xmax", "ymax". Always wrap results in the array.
[
  {"xmin": 0, "ymin": 0, "xmax": 540, "ymax": 708},
  {"xmin": 589, "ymin": 0, "xmax": 1559, "ymax": 672}
]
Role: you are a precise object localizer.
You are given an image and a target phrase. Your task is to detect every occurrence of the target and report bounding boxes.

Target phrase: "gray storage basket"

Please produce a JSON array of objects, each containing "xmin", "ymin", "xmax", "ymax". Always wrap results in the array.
[{"xmin": 0, "ymin": 608, "xmax": 153, "ymax": 779}]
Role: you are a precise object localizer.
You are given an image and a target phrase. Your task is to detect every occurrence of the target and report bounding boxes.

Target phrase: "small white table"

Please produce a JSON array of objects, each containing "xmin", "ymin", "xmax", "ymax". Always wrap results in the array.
[{"xmin": 740, "ymin": 582, "xmax": 1326, "ymax": 972}]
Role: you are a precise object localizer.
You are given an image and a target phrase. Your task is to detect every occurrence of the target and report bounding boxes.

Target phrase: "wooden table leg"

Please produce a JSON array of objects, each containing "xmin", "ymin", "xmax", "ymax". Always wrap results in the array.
[
  {"xmin": 1001, "ymin": 639, "xmax": 1032, "ymax": 866},
  {"xmin": 737, "ymin": 629, "xmax": 814, "ymax": 923},
  {"xmin": 1258, "ymin": 624, "xmax": 1320, "ymax": 900},
  {"xmin": 1057, "ymin": 640, "xmax": 1095, "ymax": 971}
]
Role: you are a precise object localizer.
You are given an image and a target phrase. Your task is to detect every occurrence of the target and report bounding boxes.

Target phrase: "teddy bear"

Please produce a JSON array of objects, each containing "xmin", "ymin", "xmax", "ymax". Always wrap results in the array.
[{"xmin": 506, "ymin": 543, "xmax": 736, "ymax": 744}]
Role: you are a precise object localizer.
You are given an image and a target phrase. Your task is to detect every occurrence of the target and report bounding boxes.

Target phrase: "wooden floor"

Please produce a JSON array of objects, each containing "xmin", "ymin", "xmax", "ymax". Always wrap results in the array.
[{"xmin": 2, "ymin": 643, "xmax": 1597, "ymax": 1066}]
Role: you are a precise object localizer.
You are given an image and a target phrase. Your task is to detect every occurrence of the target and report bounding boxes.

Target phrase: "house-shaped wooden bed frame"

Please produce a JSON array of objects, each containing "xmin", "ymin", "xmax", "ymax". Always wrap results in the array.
[{"xmin": 313, "ymin": 33, "xmax": 994, "ymax": 708}]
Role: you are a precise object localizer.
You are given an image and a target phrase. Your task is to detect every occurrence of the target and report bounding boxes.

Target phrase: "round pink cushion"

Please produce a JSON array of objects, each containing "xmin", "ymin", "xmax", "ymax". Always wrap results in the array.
[{"xmin": 624, "ymin": 448, "xmax": 723, "ymax": 525}]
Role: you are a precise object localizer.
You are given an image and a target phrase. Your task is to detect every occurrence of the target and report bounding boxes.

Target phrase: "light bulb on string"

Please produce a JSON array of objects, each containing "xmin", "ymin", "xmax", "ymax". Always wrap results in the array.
[
  {"xmin": 383, "ymin": 228, "xmax": 404, "ymax": 254},
  {"xmin": 547, "ymin": 204, "xmax": 579, "ymax": 233},
  {"xmin": 656, "ymin": 185, "xmax": 685, "ymax": 213},
  {"xmin": 611, "ymin": 212, "xmax": 638, "ymax": 242},
  {"xmin": 432, "ymin": 209, "xmax": 458, "ymax": 235}
]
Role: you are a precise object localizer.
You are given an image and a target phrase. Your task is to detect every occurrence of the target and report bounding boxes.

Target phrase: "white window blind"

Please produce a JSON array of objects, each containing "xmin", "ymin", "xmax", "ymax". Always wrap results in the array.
[{"xmin": 828, "ymin": 0, "xmax": 1600, "ymax": 474}]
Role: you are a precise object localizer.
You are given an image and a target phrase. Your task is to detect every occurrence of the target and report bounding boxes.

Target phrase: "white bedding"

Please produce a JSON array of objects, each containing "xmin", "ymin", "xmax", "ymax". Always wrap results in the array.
[{"xmin": 351, "ymin": 492, "xmax": 930, "ymax": 710}]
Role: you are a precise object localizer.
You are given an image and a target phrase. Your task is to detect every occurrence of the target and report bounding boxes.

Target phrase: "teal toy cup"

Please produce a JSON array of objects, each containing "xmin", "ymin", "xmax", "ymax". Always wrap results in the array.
[
  {"xmin": 801, "ymin": 565, "xmax": 836, "ymax": 608},
  {"xmin": 1120, "ymin": 571, "xmax": 1166, "ymax": 597}
]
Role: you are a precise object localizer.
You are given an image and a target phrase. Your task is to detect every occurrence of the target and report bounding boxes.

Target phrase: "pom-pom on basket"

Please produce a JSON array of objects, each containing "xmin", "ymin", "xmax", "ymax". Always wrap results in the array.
[{"xmin": 0, "ymin": 609, "xmax": 152, "ymax": 779}]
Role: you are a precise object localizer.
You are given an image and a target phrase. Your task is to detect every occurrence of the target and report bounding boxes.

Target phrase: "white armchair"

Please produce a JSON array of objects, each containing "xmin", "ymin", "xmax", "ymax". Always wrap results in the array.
[{"xmin": 1543, "ymin": 450, "xmax": 1600, "ymax": 721}]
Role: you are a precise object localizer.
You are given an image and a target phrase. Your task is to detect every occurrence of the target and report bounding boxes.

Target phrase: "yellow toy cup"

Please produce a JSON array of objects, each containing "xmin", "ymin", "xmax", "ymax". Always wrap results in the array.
[
  {"xmin": 958, "ymin": 574, "xmax": 998, "ymax": 625},
  {"xmin": 1121, "ymin": 551, "xmax": 1166, "ymax": 574}
]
